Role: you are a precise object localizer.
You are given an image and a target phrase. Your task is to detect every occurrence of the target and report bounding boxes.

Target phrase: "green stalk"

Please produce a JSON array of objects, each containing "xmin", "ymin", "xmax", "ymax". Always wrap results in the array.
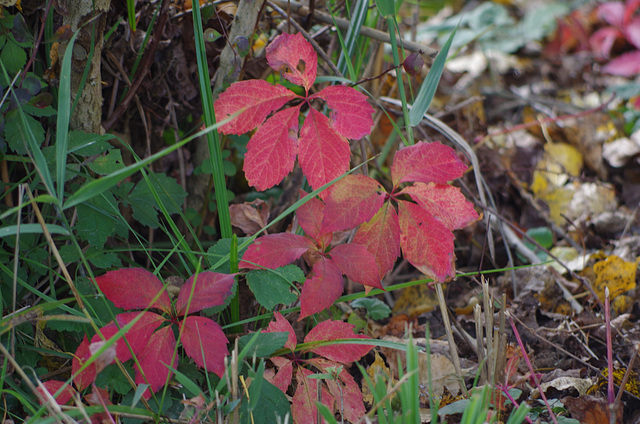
[
  {"xmin": 191, "ymin": 1, "xmax": 232, "ymax": 239},
  {"xmin": 386, "ymin": 16, "xmax": 413, "ymax": 146}
]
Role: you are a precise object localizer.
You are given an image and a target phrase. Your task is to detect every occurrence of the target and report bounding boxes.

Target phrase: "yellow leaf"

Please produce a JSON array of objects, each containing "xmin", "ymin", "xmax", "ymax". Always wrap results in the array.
[{"xmin": 593, "ymin": 255, "xmax": 638, "ymax": 305}]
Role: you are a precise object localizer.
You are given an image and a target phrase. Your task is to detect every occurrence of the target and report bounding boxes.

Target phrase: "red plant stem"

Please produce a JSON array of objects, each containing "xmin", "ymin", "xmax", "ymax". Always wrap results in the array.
[
  {"xmin": 507, "ymin": 313, "xmax": 559, "ymax": 424},
  {"xmin": 498, "ymin": 384, "xmax": 534, "ymax": 424},
  {"xmin": 605, "ymin": 287, "xmax": 615, "ymax": 406}
]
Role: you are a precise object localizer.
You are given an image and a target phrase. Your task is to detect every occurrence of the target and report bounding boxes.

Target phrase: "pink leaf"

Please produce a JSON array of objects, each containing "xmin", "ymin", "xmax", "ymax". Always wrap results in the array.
[
  {"xmin": 266, "ymin": 33, "xmax": 318, "ymax": 92},
  {"xmin": 597, "ymin": 2, "xmax": 625, "ymax": 28},
  {"xmin": 72, "ymin": 335, "xmax": 96, "ymax": 391},
  {"xmin": 214, "ymin": 80, "xmax": 297, "ymax": 135},
  {"xmin": 267, "ymin": 359, "xmax": 293, "ymax": 393},
  {"xmin": 623, "ymin": 17, "xmax": 640, "ymax": 49},
  {"xmin": 398, "ymin": 200, "xmax": 455, "ymax": 282},
  {"xmin": 589, "ymin": 27, "xmax": 624, "ymax": 57},
  {"xmin": 266, "ymin": 312, "xmax": 297, "ymax": 351},
  {"xmin": 239, "ymin": 233, "xmax": 315, "ymax": 269},
  {"xmin": 296, "ymin": 190, "xmax": 326, "ymax": 242},
  {"xmin": 353, "ymin": 202, "xmax": 400, "ymax": 279},
  {"xmin": 176, "ymin": 272, "xmax": 237, "ymax": 315},
  {"xmin": 299, "ymin": 257, "xmax": 344, "ymax": 319},
  {"xmin": 292, "ymin": 367, "xmax": 335, "ymax": 424},
  {"xmin": 135, "ymin": 326, "xmax": 177, "ymax": 396},
  {"xmin": 243, "ymin": 106, "xmax": 301, "ymax": 191},
  {"xmin": 37, "ymin": 380, "xmax": 76, "ymax": 405},
  {"xmin": 95, "ymin": 268, "xmax": 171, "ymax": 313},
  {"xmin": 308, "ymin": 358, "xmax": 367, "ymax": 423},
  {"xmin": 400, "ymin": 182, "xmax": 479, "ymax": 230},
  {"xmin": 179, "ymin": 316, "xmax": 229, "ymax": 377},
  {"xmin": 304, "ymin": 320, "xmax": 373, "ymax": 363},
  {"xmin": 322, "ymin": 174, "xmax": 385, "ymax": 233},
  {"xmin": 329, "ymin": 244, "xmax": 382, "ymax": 289},
  {"xmin": 298, "ymin": 108, "xmax": 351, "ymax": 191},
  {"xmin": 603, "ymin": 50, "xmax": 640, "ymax": 76},
  {"xmin": 391, "ymin": 141, "xmax": 467, "ymax": 186},
  {"xmin": 313, "ymin": 85, "xmax": 375, "ymax": 139}
]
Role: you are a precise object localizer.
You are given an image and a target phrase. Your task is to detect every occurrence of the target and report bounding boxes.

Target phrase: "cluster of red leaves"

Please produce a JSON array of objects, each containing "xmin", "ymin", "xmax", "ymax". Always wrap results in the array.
[
  {"xmin": 214, "ymin": 32, "xmax": 374, "ymax": 191},
  {"xmin": 40, "ymin": 268, "xmax": 235, "ymax": 404},
  {"xmin": 241, "ymin": 141, "xmax": 479, "ymax": 317},
  {"xmin": 264, "ymin": 312, "xmax": 373, "ymax": 424}
]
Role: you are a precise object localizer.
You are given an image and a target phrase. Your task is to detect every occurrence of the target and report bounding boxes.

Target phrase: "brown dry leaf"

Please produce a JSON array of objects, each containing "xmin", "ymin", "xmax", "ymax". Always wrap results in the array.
[
  {"xmin": 592, "ymin": 255, "xmax": 637, "ymax": 306},
  {"xmin": 418, "ymin": 353, "xmax": 462, "ymax": 401},
  {"xmin": 362, "ymin": 352, "xmax": 395, "ymax": 404},
  {"xmin": 392, "ymin": 283, "xmax": 441, "ymax": 317},
  {"xmin": 229, "ymin": 199, "xmax": 269, "ymax": 236},
  {"xmin": 563, "ymin": 395, "xmax": 623, "ymax": 424}
]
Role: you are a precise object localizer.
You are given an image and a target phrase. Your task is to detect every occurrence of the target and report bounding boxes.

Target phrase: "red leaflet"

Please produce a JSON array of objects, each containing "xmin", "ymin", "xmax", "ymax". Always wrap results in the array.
[
  {"xmin": 72, "ymin": 336, "xmax": 95, "ymax": 391},
  {"xmin": 299, "ymin": 258, "xmax": 344, "ymax": 319},
  {"xmin": 214, "ymin": 33, "xmax": 374, "ymax": 191},
  {"xmin": 400, "ymin": 182, "xmax": 480, "ymax": 230},
  {"xmin": 179, "ymin": 316, "xmax": 228, "ymax": 377},
  {"xmin": 37, "ymin": 380, "xmax": 76, "ymax": 405},
  {"xmin": 292, "ymin": 367, "xmax": 335, "ymax": 424},
  {"xmin": 135, "ymin": 326, "xmax": 176, "ymax": 397},
  {"xmin": 175, "ymin": 272, "xmax": 236, "ymax": 315},
  {"xmin": 266, "ymin": 32, "xmax": 317, "ymax": 92},
  {"xmin": 329, "ymin": 244, "xmax": 381, "ymax": 289},
  {"xmin": 296, "ymin": 190, "xmax": 326, "ymax": 241},
  {"xmin": 353, "ymin": 203, "xmax": 401, "ymax": 279},
  {"xmin": 305, "ymin": 320, "xmax": 373, "ymax": 363},
  {"xmin": 298, "ymin": 108, "xmax": 351, "ymax": 191},
  {"xmin": 313, "ymin": 85, "xmax": 375, "ymax": 139},
  {"xmin": 95, "ymin": 268, "xmax": 171, "ymax": 313},
  {"xmin": 243, "ymin": 106, "xmax": 300, "ymax": 191},
  {"xmin": 239, "ymin": 233, "xmax": 315, "ymax": 269},
  {"xmin": 266, "ymin": 312, "xmax": 297, "ymax": 351},
  {"xmin": 602, "ymin": 50, "xmax": 640, "ymax": 76},
  {"xmin": 391, "ymin": 141, "xmax": 467, "ymax": 186},
  {"xmin": 322, "ymin": 174, "xmax": 385, "ymax": 233},
  {"xmin": 398, "ymin": 200, "xmax": 455, "ymax": 282},
  {"xmin": 215, "ymin": 80, "xmax": 297, "ymax": 135}
]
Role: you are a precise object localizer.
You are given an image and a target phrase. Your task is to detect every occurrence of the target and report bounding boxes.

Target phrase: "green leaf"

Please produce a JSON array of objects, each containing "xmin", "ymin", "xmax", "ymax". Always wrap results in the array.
[
  {"xmin": 351, "ymin": 297, "xmax": 391, "ymax": 320},
  {"xmin": 75, "ymin": 193, "xmax": 127, "ymax": 248},
  {"xmin": 246, "ymin": 265, "xmax": 303, "ymax": 311},
  {"xmin": 237, "ymin": 331, "xmax": 288, "ymax": 358},
  {"xmin": 5, "ymin": 109, "xmax": 44, "ymax": 155},
  {"xmin": 86, "ymin": 249, "xmax": 122, "ymax": 269},
  {"xmin": 67, "ymin": 131, "xmax": 114, "ymax": 156},
  {"xmin": 375, "ymin": 0, "xmax": 395, "ymax": 18},
  {"xmin": 207, "ymin": 237, "xmax": 248, "ymax": 273},
  {"xmin": 89, "ymin": 149, "xmax": 124, "ymax": 175},
  {"xmin": 239, "ymin": 379, "xmax": 291, "ymax": 424},
  {"xmin": 409, "ymin": 26, "xmax": 457, "ymax": 127},
  {"xmin": 127, "ymin": 172, "xmax": 187, "ymax": 228},
  {"xmin": 22, "ymin": 104, "xmax": 56, "ymax": 117},
  {"xmin": 0, "ymin": 223, "xmax": 69, "ymax": 237},
  {"xmin": 95, "ymin": 363, "xmax": 133, "ymax": 395},
  {"xmin": 164, "ymin": 364, "xmax": 203, "ymax": 398},
  {"xmin": 1, "ymin": 40, "xmax": 26, "ymax": 74}
]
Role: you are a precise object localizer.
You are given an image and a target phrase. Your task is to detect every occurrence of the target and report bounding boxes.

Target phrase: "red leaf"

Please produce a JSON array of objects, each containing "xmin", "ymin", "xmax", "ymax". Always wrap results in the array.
[
  {"xmin": 292, "ymin": 367, "xmax": 335, "ymax": 424},
  {"xmin": 400, "ymin": 182, "xmax": 479, "ymax": 230},
  {"xmin": 313, "ymin": 85, "xmax": 374, "ymax": 139},
  {"xmin": 95, "ymin": 268, "xmax": 171, "ymax": 313},
  {"xmin": 266, "ymin": 33, "xmax": 317, "ymax": 92},
  {"xmin": 589, "ymin": 27, "xmax": 624, "ymax": 57},
  {"xmin": 602, "ymin": 50, "xmax": 640, "ymax": 76},
  {"xmin": 391, "ymin": 141, "xmax": 467, "ymax": 186},
  {"xmin": 135, "ymin": 326, "xmax": 177, "ymax": 396},
  {"xmin": 176, "ymin": 272, "xmax": 236, "ymax": 315},
  {"xmin": 73, "ymin": 335, "xmax": 96, "ymax": 391},
  {"xmin": 179, "ymin": 316, "xmax": 229, "ymax": 377},
  {"xmin": 398, "ymin": 200, "xmax": 455, "ymax": 282},
  {"xmin": 329, "ymin": 244, "xmax": 382, "ymax": 289},
  {"xmin": 298, "ymin": 108, "xmax": 351, "ymax": 191},
  {"xmin": 37, "ymin": 380, "xmax": 76, "ymax": 405},
  {"xmin": 624, "ymin": 17, "xmax": 640, "ymax": 49},
  {"xmin": 304, "ymin": 320, "xmax": 372, "ymax": 363},
  {"xmin": 308, "ymin": 358, "xmax": 367, "ymax": 423},
  {"xmin": 243, "ymin": 106, "xmax": 301, "ymax": 190},
  {"xmin": 322, "ymin": 174, "xmax": 385, "ymax": 233},
  {"xmin": 353, "ymin": 202, "xmax": 400, "ymax": 279},
  {"xmin": 268, "ymin": 359, "xmax": 293, "ymax": 393},
  {"xmin": 296, "ymin": 190, "xmax": 326, "ymax": 242},
  {"xmin": 214, "ymin": 79, "xmax": 297, "ymax": 135},
  {"xmin": 266, "ymin": 312, "xmax": 297, "ymax": 351},
  {"xmin": 299, "ymin": 257, "xmax": 344, "ymax": 319},
  {"xmin": 239, "ymin": 233, "xmax": 315, "ymax": 269},
  {"xmin": 597, "ymin": 2, "xmax": 625, "ymax": 28}
]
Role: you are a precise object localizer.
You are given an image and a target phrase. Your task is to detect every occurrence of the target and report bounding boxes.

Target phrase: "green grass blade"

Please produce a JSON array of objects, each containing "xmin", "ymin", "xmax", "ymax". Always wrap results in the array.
[
  {"xmin": 0, "ymin": 223, "xmax": 69, "ymax": 237},
  {"xmin": 56, "ymin": 31, "xmax": 80, "ymax": 204},
  {"xmin": 336, "ymin": 0, "xmax": 369, "ymax": 79},
  {"xmin": 192, "ymin": 0, "xmax": 232, "ymax": 239},
  {"xmin": 408, "ymin": 25, "xmax": 457, "ymax": 127},
  {"xmin": 127, "ymin": 0, "xmax": 137, "ymax": 31}
]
